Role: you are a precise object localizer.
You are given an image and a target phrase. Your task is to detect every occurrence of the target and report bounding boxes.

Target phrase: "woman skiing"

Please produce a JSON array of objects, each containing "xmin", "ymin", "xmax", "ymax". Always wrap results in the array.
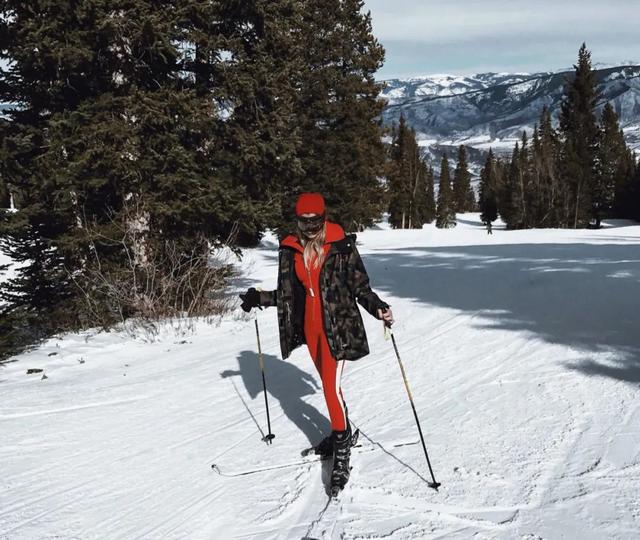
[{"xmin": 239, "ymin": 192, "xmax": 393, "ymax": 495}]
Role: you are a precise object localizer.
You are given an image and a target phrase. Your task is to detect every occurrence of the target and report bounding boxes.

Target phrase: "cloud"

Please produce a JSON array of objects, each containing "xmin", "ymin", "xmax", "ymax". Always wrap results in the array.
[
  {"xmin": 365, "ymin": 0, "xmax": 638, "ymax": 43},
  {"xmin": 363, "ymin": 0, "xmax": 640, "ymax": 77}
]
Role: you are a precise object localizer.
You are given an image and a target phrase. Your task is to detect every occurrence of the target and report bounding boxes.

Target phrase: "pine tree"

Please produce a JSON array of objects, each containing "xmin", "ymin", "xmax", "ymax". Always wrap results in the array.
[
  {"xmin": 411, "ymin": 159, "xmax": 435, "ymax": 227},
  {"xmin": 405, "ymin": 128, "xmax": 423, "ymax": 229},
  {"xmin": 518, "ymin": 131, "xmax": 532, "ymax": 227},
  {"xmin": 597, "ymin": 103, "xmax": 636, "ymax": 219},
  {"xmin": 479, "ymin": 149, "xmax": 499, "ymax": 225},
  {"xmin": 529, "ymin": 125, "xmax": 544, "ymax": 225},
  {"xmin": 424, "ymin": 165, "xmax": 437, "ymax": 223},
  {"xmin": 558, "ymin": 43, "xmax": 600, "ymax": 228},
  {"xmin": 501, "ymin": 143, "xmax": 521, "ymax": 228},
  {"xmin": 452, "ymin": 145, "xmax": 475, "ymax": 213},
  {"xmin": 215, "ymin": 0, "xmax": 305, "ymax": 243},
  {"xmin": 0, "ymin": 173, "xmax": 9, "ymax": 208},
  {"xmin": 465, "ymin": 182, "xmax": 477, "ymax": 213},
  {"xmin": 388, "ymin": 115, "xmax": 412, "ymax": 228},
  {"xmin": 295, "ymin": 0, "xmax": 386, "ymax": 232},
  {"xmin": 633, "ymin": 157, "xmax": 640, "ymax": 221},
  {"xmin": 388, "ymin": 114, "xmax": 430, "ymax": 228},
  {"xmin": 538, "ymin": 106, "xmax": 562, "ymax": 227},
  {"xmin": 435, "ymin": 153, "xmax": 456, "ymax": 228},
  {"xmin": 0, "ymin": 1, "xmax": 278, "ymax": 356},
  {"xmin": 0, "ymin": 0, "xmax": 125, "ymax": 355}
]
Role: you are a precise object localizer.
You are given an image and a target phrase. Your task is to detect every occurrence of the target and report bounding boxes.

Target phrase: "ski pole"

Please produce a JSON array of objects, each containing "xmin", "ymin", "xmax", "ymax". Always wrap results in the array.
[
  {"xmin": 255, "ymin": 317, "xmax": 275, "ymax": 444},
  {"xmin": 386, "ymin": 324, "xmax": 441, "ymax": 489}
]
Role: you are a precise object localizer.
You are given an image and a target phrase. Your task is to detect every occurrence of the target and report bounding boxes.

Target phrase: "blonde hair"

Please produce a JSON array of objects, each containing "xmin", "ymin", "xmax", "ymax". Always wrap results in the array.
[{"xmin": 299, "ymin": 222, "xmax": 327, "ymax": 269}]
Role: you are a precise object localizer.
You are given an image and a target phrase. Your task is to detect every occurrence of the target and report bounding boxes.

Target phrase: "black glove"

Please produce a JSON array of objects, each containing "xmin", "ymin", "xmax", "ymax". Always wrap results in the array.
[
  {"xmin": 377, "ymin": 301, "xmax": 393, "ymax": 326},
  {"xmin": 239, "ymin": 287, "xmax": 261, "ymax": 312}
]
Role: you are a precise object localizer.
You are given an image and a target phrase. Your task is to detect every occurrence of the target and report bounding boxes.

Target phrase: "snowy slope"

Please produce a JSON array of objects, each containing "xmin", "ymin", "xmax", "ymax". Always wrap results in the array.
[{"xmin": 2, "ymin": 215, "xmax": 640, "ymax": 539}]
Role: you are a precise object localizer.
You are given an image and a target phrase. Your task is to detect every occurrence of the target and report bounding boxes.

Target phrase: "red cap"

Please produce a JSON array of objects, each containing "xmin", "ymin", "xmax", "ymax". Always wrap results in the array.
[{"xmin": 295, "ymin": 192, "xmax": 325, "ymax": 216}]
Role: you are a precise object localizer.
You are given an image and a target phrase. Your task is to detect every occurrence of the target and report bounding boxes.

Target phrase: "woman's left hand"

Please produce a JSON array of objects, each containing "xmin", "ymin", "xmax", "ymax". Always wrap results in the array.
[{"xmin": 377, "ymin": 307, "xmax": 394, "ymax": 326}]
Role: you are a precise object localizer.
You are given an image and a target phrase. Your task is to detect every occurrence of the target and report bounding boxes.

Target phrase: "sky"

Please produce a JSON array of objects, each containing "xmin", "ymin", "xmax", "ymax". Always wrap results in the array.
[
  {"xmin": 2, "ymin": 2, "xmax": 639, "ymax": 81},
  {"xmin": 363, "ymin": 0, "xmax": 640, "ymax": 80}
]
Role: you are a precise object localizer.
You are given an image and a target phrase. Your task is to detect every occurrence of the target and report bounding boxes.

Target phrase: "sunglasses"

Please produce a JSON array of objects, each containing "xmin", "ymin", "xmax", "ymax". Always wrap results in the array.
[{"xmin": 296, "ymin": 214, "xmax": 325, "ymax": 232}]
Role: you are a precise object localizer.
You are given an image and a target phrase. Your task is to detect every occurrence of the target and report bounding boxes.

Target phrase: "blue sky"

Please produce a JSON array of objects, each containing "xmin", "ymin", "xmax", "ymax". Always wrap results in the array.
[{"xmin": 363, "ymin": 0, "xmax": 640, "ymax": 79}]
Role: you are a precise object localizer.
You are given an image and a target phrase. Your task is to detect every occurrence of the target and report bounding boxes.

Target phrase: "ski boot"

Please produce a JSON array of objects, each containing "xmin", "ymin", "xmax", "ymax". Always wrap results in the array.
[
  {"xmin": 330, "ymin": 429, "xmax": 352, "ymax": 497},
  {"xmin": 303, "ymin": 424, "xmax": 359, "ymax": 459},
  {"xmin": 305, "ymin": 406, "xmax": 355, "ymax": 459},
  {"xmin": 300, "ymin": 432, "xmax": 335, "ymax": 459},
  {"xmin": 314, "ymin": 433, "xmax": 335, "ymax": 459}
]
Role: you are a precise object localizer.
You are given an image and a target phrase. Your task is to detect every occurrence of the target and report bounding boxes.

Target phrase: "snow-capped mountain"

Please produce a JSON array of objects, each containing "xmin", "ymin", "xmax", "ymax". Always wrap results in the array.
[{"xmin": 380, "ymin": 65, "xmax": 640, "ymax": 171}]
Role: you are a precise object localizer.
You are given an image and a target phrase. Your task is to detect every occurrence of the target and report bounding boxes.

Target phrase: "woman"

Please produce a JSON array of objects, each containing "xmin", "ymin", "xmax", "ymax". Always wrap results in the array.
[{"xmin": 240, "ymin": 192, "xmax": 393, "ymax": 495}]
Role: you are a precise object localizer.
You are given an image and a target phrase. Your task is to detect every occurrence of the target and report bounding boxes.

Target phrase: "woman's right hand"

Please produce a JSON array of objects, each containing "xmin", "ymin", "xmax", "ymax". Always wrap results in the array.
[
  {"xmin": 239, "ymin": 287, "xmax": 261, "ymax": 312},
  {"xmin": 377, "ymin": 306, "xmax": 394, "ymax": 327}
]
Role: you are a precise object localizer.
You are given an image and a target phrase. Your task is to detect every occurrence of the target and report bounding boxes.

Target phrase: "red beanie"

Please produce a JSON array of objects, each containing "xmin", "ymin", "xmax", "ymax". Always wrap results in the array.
[{"xmin": 295, "ymin": 192, "xmax": 325, "ymax": 216}]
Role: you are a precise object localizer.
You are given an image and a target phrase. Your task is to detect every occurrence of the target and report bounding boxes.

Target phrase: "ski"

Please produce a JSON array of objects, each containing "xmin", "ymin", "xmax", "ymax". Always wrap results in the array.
[
  {"xmin": 211, "ymin": 436, "xmax": 419, "ymax": 478},
  {"xmin": 211, "ymin": 457, "xmax": 322, "ymax": 478}
]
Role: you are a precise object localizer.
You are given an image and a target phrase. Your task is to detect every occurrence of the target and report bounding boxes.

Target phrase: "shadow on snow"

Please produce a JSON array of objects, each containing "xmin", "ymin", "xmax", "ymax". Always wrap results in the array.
[
  {"xmin": 363, "ymin": 241, "xmax": 640, "ymax": 383},
  {"xmin": 221, "ymin": 350, "xmax": 329, "ymax": 444}
]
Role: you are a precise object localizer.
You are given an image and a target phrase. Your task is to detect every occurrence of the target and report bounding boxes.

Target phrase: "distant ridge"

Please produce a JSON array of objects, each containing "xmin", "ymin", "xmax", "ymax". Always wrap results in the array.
[{"xmin": 379, "ymin": 64, "xmax": 640, "ymax": 173}]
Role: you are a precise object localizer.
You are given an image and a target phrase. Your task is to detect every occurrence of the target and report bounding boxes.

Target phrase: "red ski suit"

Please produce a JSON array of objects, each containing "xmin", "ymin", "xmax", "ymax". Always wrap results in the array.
[{"xmin": 281, "ymin": 222, "xmax": 348, "ymax": 431}]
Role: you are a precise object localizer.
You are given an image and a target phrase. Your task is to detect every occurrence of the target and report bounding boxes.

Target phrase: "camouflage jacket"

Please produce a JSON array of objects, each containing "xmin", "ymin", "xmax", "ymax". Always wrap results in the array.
[{"xmin": 259, "ymin": 222, "xmax": 388, "ymax": 361}]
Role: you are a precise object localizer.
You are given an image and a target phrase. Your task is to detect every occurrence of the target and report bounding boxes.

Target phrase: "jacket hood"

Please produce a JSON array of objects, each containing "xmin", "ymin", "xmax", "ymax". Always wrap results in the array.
[{"xmin": 281, "ymin": 221, "xmax": 346, "ymax": 252}]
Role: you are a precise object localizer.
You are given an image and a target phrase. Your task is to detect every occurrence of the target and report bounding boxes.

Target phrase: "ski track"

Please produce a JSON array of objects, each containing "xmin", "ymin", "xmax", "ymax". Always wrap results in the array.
[{"xmin": 2, "ymin": 216, "xmax": 640, "ymax": 539}]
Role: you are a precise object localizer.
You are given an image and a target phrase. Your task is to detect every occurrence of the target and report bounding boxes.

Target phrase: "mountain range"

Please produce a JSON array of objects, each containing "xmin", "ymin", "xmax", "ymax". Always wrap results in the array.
[{"xmin": 380, "ymin": 65, "xmax": 640, "ymax": 175}]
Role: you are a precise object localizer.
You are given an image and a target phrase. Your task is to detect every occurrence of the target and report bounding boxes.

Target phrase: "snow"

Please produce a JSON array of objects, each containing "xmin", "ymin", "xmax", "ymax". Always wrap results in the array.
[
  {"xmin": 506, "ymin": 79, "xmax": 539, "ymax": 98},
  {"xmin": 0, "ymin": 249, "xmax": 17, "ymax": 307},
  {"xmin": 2, "ymin": 215, "xmax": 640, "ymax": 539},
  {"xmin": 383, "ymin": 86, "xmax": 407, "ymax": 100}
]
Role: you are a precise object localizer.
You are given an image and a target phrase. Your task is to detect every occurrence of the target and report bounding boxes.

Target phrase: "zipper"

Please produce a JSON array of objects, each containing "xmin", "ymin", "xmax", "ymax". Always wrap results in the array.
[{"xmin": 307, "ymin": 265, "xmax": 315, "ymax": 297}]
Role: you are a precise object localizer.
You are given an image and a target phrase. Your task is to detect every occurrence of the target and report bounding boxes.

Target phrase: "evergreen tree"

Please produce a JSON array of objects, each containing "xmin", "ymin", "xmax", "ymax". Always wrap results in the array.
[
  {"xmin": 518, "ymin": 131, "xmax": 532, "ymax": 227},
  {"xmin": 529, "ymin": 125, "xmax": 544, "ymax": 225},
  {"xmin": 216, "ymin": 0, "xmax": 305, "ymax": 243},
  {"xmin": 465, "ymin": 182, "xmax": 477, "ymax": 213},
  {"xmin": 387, "ymin": 114, "xmax": 431, "ymax": 228},
  {"xmin": 558, "ymin": 43, "xmax": 600, "ymax": 227},
  {"xmin": 388, "ymin": 115, "xmax": 412, "ymax": 228},
  {"xmin": 537, "ymin": 106, "xmax": 562, "ymax": 227},
  {"xmin": 0, "ymin": 173, "xmax": 9, "ymax": 208},
  {"xmin": 295, "ymin": 0, "xmax": 386, "ymax": 232},
  {"xmin": 410, "ymin": 159, "xmax": 436, "ymax": 227},
  {"xmin": 633, "ymin": 157, "xmax": 640, "ymax": 221},
  {"xmin": 597, "ymin": 103, "xmax": 636, "ymax": 219},
  {"xmin": 452, "ymin": 145, "xmax": 475, "ymax": 212},
  {"xmin": 0, "ymin": 0, "xmax": 125, "ymax": 354},
  {"xmin": 435, "ymin": 153, "xmax": 456, "ymax": 228},
  {"xmin": 424, "ymin": 165, "xmax": 437, "ymax": 223},
  {"xmin": 479, "ymin": 149, "xmax": 499, "ymax": 225},
  {"xmin": 409, "ymin": 159, "xmax": 425, "ymax": 228},
  {"xmin": 0, "ymin": 1, "xmax": 276, "ymax": 356},
  {"xmin": 501, "ymin": 143, "xmax": 521, "ymax": 228}
]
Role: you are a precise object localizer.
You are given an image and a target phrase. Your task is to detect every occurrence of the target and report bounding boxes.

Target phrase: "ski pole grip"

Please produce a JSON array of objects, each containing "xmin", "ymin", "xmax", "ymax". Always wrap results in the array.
[{"xmin": 256, "ymin": 287, "xmax": 264, "ymax": 311}]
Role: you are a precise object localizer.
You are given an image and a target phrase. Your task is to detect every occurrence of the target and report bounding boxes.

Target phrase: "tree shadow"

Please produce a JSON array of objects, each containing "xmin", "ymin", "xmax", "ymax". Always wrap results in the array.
[
  {"xmin": 363, "ymin": 242, "xmax": 640, "ymax": 382},
  {"xmin": 221, "ymin": 350, "xmax": 329, "ymax": 444},
  {"xmin": 455, "ymin": 216, "xmax": 491, "ymax": 228}
]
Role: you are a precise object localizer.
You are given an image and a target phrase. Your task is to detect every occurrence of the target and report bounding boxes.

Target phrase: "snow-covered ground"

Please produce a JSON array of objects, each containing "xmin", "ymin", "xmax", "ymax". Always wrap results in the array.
[{"xmin": 1, "ymin": 214, "xmax": 640, "ymax": 539}]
